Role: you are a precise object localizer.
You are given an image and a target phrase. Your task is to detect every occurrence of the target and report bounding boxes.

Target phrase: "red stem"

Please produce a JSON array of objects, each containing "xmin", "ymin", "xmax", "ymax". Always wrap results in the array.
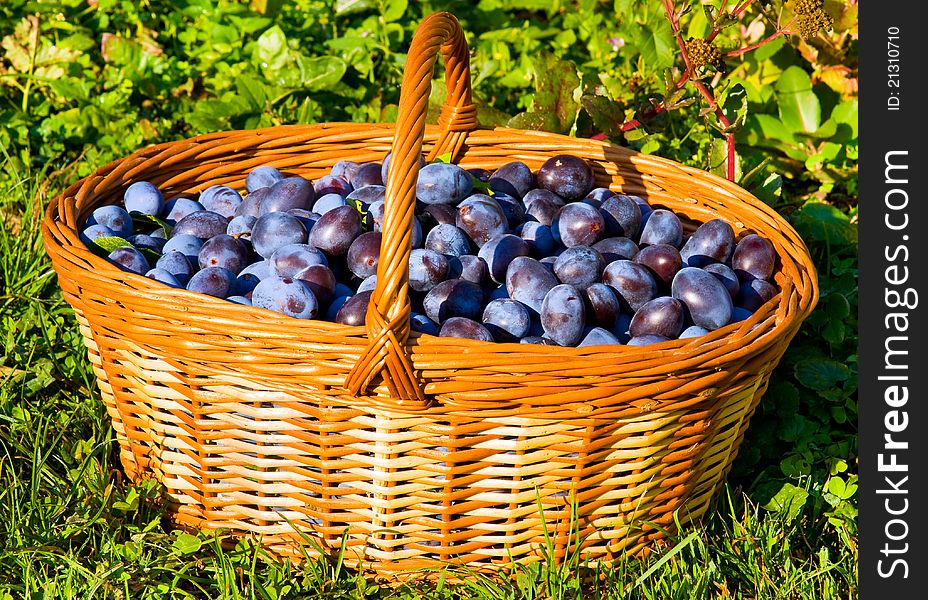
[
  {"xmin": 725, "ymin": 16, "xmax": 797, "ymax": 56},
  {"xmin": 663, "ymin": 0, "xmax": 736, "ymax": 181}
]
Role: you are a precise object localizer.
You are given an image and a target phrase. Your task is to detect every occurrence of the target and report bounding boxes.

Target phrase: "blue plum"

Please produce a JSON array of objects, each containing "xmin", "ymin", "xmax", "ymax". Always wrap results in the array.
[
  {"xmin": 416, "ymin": 163, "xmax": 474, "ymax": 205},
  {"xmin": 251, "ymin": 276, "xmax": 319, "ymax": 319},
  {"xmin": 124, "ymin": 181, "xmax": 164, "ymax": 216}
]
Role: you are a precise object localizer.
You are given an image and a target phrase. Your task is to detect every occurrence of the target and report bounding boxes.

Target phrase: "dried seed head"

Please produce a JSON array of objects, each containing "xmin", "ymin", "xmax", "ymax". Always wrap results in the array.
[
  {"xmin": 791, "ymin": 0, "xmax": 834, "ymax": 38},
  {"xmin": 685, "ymin": 38, "xmax": 722, "ymax": 70}
]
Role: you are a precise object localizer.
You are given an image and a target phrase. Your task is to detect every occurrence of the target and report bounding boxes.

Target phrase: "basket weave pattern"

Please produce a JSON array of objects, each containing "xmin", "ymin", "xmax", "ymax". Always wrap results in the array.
[{"xmin": 42, "ymin": 13, "xmax": 817, "ymax": 573}]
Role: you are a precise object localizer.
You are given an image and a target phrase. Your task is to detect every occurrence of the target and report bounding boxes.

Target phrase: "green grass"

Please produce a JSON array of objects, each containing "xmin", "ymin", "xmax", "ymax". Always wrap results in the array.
[{"xmin": 0, "ymin": 162, "xmax": 857, "ymax": 598}]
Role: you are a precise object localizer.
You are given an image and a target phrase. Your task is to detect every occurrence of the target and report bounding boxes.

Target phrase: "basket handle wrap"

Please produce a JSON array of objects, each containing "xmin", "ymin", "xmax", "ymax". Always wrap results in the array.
[{"xmin": 344, "ymin": 12, "xmax": 477, "ymax": 409}]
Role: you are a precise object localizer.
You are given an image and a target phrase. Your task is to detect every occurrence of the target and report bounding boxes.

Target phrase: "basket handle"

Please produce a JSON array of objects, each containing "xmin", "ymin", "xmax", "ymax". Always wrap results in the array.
[{"xmin": 343, "ymin": 12, "xmax": 477, "ymax": 409}]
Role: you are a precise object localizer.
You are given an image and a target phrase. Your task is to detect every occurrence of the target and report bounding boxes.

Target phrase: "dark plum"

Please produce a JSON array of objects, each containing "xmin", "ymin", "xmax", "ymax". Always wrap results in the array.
[
  {"xmin": 246, "ymin": 166, "xmax": 285, "ymax": 192},
  {"xmin": 632, "ymin": 196, "xmax": 653, "ymax": 238},
  {"xmin": 467, "ymin": 167, "xmax": 492, "ymax": 183},
  {"xmin": 252, "ymin": 276, "xmax": 319, "ymax": 319},
  {"xmin": 251, "ymin": 212, "xmax": 308, "ymax": 258},
  {"xmin": 416, "ymin": 163, "xmax": 474, "ymax": 205},
  {"xmin": 287, "ymin": 208, "xmax": 319, "ymax": 233},
  {"xmin": 408, "ymin": 248, "xmax": 450, "ymax": 292},
  {"xmin": 349, "ymin": 162, "xmax": 383, "ymax": 188},
  {"xmin": 456, "ymin": 195, "xmax": 509, "ymax": 247},
  {"xmin": 730, "ymin": 306, "xmax": 754, "ymax": 323},
  {"xmin": 187, "ymin": 267, "xmax": 236, "ymax": 298},
  {"xmin": 233, "ymin": 189, "xmax": 265, "ymax": 219},
  {"xmin": 520, "ymin": 336, "xmax": 558, "ymax": 345},
  {"xmin": 89, "ymin": 205, "xmax": 133, "ymax": 237},
  {"xmin": 671, "ymin": 267, "xmax": 734, "ymax": 330},
  {"xmin": 522, "ymin": 189, "xmax": 565, "ymax": 227},
  {"xmin": 679, "ymin": 219, "xmax": 735, "ymax": 267},
  {"xmin": 482, "ymin": 298, "xmax": 531, "ymax": 342},
  {"xmin": 627, "ymin": 335, "xmax": 670, "ymax": 346},
  {"xmin": 585, "ymin": 187, "xmax": 616, "ymax": 203},
  {"xmin": 732, "ymin": 233, "xmax": 776, "ymax": 281},
  {"xmin": 346, "ymin": 231, "xmax": 382, "ymax": 279},
  {"xmin": 199, "ymin": 185, "xmax": 242, "ymax": 219},
  {"xmin": 308, "ymin": 205, "xmax": 363, "ymax": 257},
  {"xmin": 312, "ymin": 193, "xmax": 348, "ymax": 215},
  {"xmin": 577, "ymin": 327, "xmax": 621, "ymax": 347},
  {"xmin": 490, "ymin": 161, "xmax": 534, "ymax": 198},
  {"xmin": 536, "ymin": 155, "xmax": 595, "ymax": 200},
  {"xmin": 447, "ymin": 255, "xmax": 489, "ymax": 286},
  {"xmin": 505, "ymin": 256, "xmax": 560, "ymax": 314},
  {"xmin": 295, "ymin": 264, "xmax": 337, "ymax": 305},
  {"xmin": 410, "ymin": 312, "xmax": 439, "ymax": 336},
  {"xmin": 356, "ymin": 275, "xmax": 378, "ymax": 294},
  {"xmin": 325, "ymin": 294, "xmax": 352, "ymax": 321},
  {"xmin": 439, "ymin": 317, "xmax": 495, "ymax": 342},
  {"xmin": 162, "ymin": 233, "xmax": 204, "ymax": 265},
  {"xmin": 612, "ymin": 312, "xmax": 632, "ymax": 343},
  {"xmin": 155, "ymin": 251, "xmax": 194, "ymax": 285},
  {"xmin": 313, "ymin": 175, "xmax": 353, "ymax": 198},
  {"xmin": 420, "ymin": 203, "xmax": 458, "ymax": 228},
  {"xmin": 366, "ymin": 200, "xmax": 387, "ymax": 232},
  {"xmin": 703, "ymin": 262, "xmax": 740, "ymax": 299},
  {"xmin": 410, "ymin": 217, "xmax": 423, "ymax": 249},
  {"xmin": 599, "ymin": 194, "xmax": 642, "ymax": 238},
  {"xmin": 602, "ymin": 260, "xmax": 659, "ymax": 312},
  {"xmin": 381, "ymin": 152, "xmax": 425, "ymax": 185},
  {"xmin": 478, "ymin": 234, "xmax": 530, "ymax": 284},
  {"xmin": 145, "ymin": 268, "xmax": 182, "ymax": 288},
  {"xmin": 516, "ymin": 221, "xmax": 555, "ymax": 257},
  {"xmin": 198, "ymin": 234, "xmax": 250, "ymax": 274},
  {"xmin": 583, "ymin": 283, "xmax": 621, "ymax": 329},
  {"xmin": 634, "ymin": 244, "xmax": 682, "ymax": 286},
  {"xmin": 425, "ymin": 223, "xmax": 471, "ymax": 257},
  {"xmin": 330, "ymin": 160, "xmax": 360, "ymax": 182},
  {"xmin": 737, "ymin": 278, "xmax": 778, "ymax": 312},
  {"xmin": 336, "ymin": 290, "xmax": 374, "ymax": 325},
  {"xmin": 173, "ymin": 210, "xmax": 229, "ymax": 241},
  {"xmin": 270, "ymin": 243, "xmax": 327, "ymax": 278},
  {"xmin": 628, "ymin": 296, "xmax": 685, "ymax": 339},
  {"xmin": 231, "ymin": 272, "xmax": 261, "ymax": 297},
  {"xmin": 227, "ymin": 215, "xmax": 257, "ymax": 240},
  {"xmin": 80, "ymin": 224, "xmax": 118, "ymax": 246},
  {"xmin": 260, "ymin": 176, "xmax": 315, "ymax": 214},
  {"xmin": 551, "ymin": 202, "xmax": 606, "ymax": 248},
  {"xmin": 107, "ymin": 246, "xmax": 149, "ymax": 274},
  {"xmin": 124, "ymin": 181, "xmax": 164, "ymax": 216},
  {"xmin": 486, "ymin": 284, "xmax": 510, "ymax": 302},
  {"xmin": 553, "ymin": 245, "xmax": 605, "ymax": 289},
  {"xmin": 239, "ymin": 259, "xmax": 274, "ymax": 281},
  {"xmin": 164, "ymin": 198, "xmax": 204, "ymax": 223},
  {"xmin": 540, "ymin": 284, "xmax": 586, "ymax": 346},
  {"xmin": 592, "ymin": 237, "xmax": 639, "ymax": 262},
  {"xmin": 679, "ymin": 325, "xmax": 710, "ymax": 339},
  {"xmin": 345, "ymin": 185, "xmax": 386, "ymax": 211},
  {"xmin": 422, "ymin": 279, "xmax": 484, "ymax": 324},
  {"xmin": 539, "ymin": 255, "xmax": 558, "ymax": 272},
  {"xmin": 126, "ymin": 233, "xmax": 165, "ymax": 254},
  {"xmin": 491, "ymin": 193, "xmax": 526, "ymax": 227},
  {"xmin": 638, "ymin": 209, "xmax": 683, "ymax": 248}
]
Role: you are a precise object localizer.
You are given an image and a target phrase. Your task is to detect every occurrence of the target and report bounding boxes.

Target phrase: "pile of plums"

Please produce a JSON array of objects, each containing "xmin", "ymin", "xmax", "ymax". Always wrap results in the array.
[{"xmin": 80, "ymin": 153, "xmax": 779, "ymax": 346}]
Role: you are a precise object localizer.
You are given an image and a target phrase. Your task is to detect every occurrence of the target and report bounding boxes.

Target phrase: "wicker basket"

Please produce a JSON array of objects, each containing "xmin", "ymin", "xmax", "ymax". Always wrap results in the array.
[{"xmin": 42, "ymin": 12, "xmax": 817, "ymax": 576}]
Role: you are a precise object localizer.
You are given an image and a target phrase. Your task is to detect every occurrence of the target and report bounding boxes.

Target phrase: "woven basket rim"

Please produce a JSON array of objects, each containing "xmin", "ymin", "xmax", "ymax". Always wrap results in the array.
[{"xmin": 42, "ymin": 121, "xmax": 818, "ymax": 412}]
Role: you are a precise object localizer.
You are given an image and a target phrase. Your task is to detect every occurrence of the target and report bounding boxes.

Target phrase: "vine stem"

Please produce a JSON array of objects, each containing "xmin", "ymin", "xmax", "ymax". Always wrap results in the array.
[
  {"xmin": 661, "ymin": 0, "xmax": 736, "ymax": 181},
  {"xmin": 725, "ymin": 16, "xmax": 797, "ymax": 56}
]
